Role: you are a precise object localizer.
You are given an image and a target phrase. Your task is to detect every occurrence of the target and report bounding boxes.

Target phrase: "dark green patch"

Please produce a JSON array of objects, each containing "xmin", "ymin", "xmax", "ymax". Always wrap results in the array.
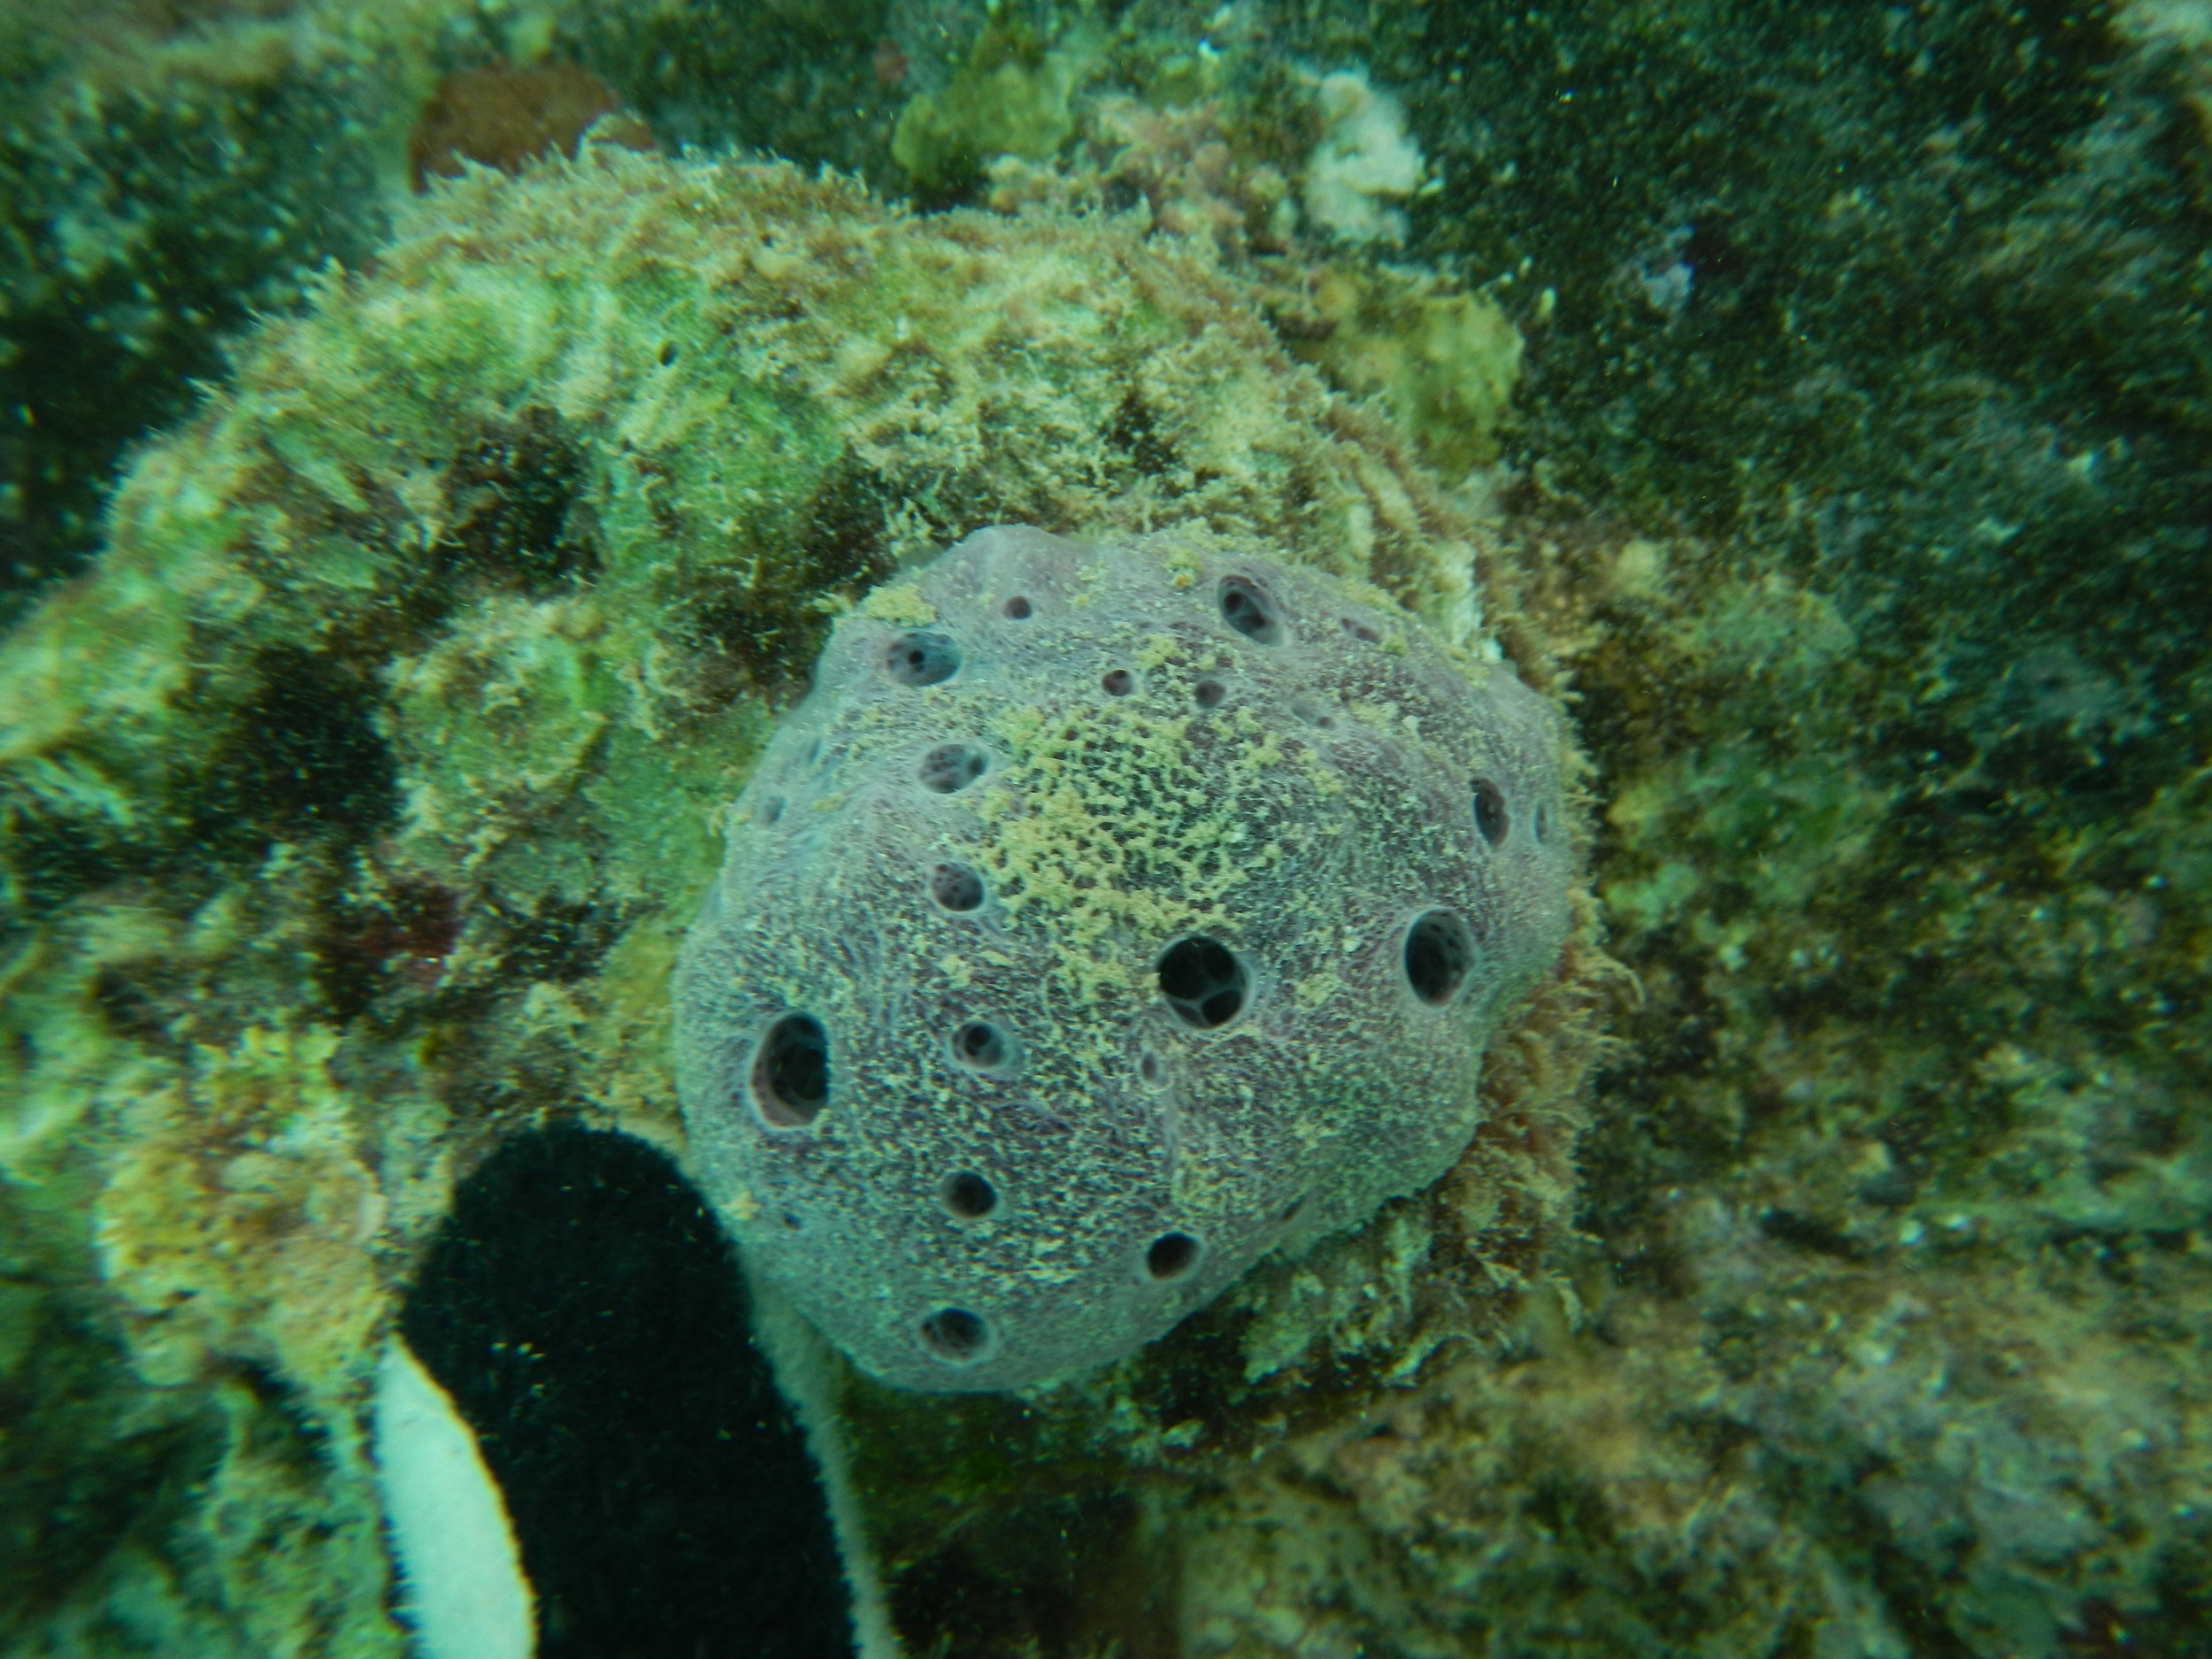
[
  {"xmin": 1120, "ymin": 1309, "xmax": 1258, "ymax": 1453},
  {"xmin": 681, "ymin": 449, "xmax": 898, "ymax": 698},
  {"xmin": 1703, "ymin": 1307, "xmax": 1769, "ymax": 1386},
  {"xmin": 1419, "ymin": 2, "xmax": 2132, "ymax": 526},
  {"xmin": 433, "ymin": 406, "xmax": 599, "ymax": 596},
  {"xmin": 2124, "ymin": 1519, "xmax": 2212, "ymax": 1656},
  {"xmin": 1102, "ymin": 392, "xmax": 1179, "ymax": 477},
  {"xmin": 1830, "ymin": 1486, "xmax": 1985, "ymax": 1659},
  {"xmin": 485, "ymin": 893, "xmax": 628, "ymax": 987},
  {"xmin": 88, "ymin": 962, "xmax": 184, "ymax": 1050},
  {"xmin": 0, "ymin": 73, "xmax": 389, "ymax": 630},
  {"xmin": 229, "ymin": 1358, "xmax": 335, "ymax": 1477},
  {"xmin": 194, "ymin": 646, "xmax": 399, "ymax": 857},
  {"xmin": 0, "ymin": 1191, "xmax": 217, "ymax": 1642},
  {"xmin": 1756, "ymin": 1207, "xmax": 1865, "ymax": 1263},
  {"xmin": 0, "ymin": 810, "xmax": 178, "ymax": 918},
  {"xmin": 887, "ymin": 1489, "xmax": 1173, "ymax": 1659},
  {"xmin": 553, "ymin": 0, "xmax": 898, "ymax": 190}
]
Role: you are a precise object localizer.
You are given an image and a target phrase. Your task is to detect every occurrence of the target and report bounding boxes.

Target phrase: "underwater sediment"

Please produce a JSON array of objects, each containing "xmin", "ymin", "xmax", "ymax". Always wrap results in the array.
[{"xmin": 3, "ymin": 0, "xmax": 2210, "ymax": 1655}]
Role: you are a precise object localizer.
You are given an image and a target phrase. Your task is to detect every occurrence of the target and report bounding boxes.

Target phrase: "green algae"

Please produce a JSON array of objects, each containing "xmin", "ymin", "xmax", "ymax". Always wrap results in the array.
[
  {"xmin": 892, "ymin": 18, "xmax": 1087, "ymax": 190},
  {"xmin": 0, "ymin": 137, "xmax": 1601, "ymax": 1654}
]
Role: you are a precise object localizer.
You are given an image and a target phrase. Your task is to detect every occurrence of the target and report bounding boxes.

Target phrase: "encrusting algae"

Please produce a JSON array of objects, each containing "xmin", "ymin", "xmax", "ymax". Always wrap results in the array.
[{"xmin": 0, "ymin": 142, "xmax": 1605, "ymax": 1654}]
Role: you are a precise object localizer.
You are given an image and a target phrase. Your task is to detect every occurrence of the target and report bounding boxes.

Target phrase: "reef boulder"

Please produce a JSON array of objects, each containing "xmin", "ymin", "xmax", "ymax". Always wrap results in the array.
[{"xmin": 0, "ymin": 142, "xmax": 1594, "ymax": 1650}]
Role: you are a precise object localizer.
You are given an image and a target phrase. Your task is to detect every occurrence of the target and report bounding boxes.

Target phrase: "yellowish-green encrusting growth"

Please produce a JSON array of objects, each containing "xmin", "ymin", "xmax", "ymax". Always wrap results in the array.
[
  {"xmin": 0, "ymin": 144, "xmax": 1598, "ymax": 1650},
  {"xmin": 1283, "ymin": 263, "xmax": 1527, "ymax": 479},
  {"xmin": 892, "ymin": 17, "xmax": 1086, "ymax": 190}
]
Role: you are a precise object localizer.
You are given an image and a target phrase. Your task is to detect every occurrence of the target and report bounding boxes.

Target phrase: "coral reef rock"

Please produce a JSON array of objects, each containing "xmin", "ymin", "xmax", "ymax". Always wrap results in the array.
[{"xmin": 0, "ymin": 141, "xmax": 1593, "ymax": 1654}]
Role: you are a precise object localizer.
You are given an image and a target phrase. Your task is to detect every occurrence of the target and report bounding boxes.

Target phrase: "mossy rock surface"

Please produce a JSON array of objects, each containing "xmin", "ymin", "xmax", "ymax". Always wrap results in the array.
[
  {"xmin": 0, "ymin": 0, "xmax": 907, "ymax": 626},
  {"xmin": 0, "ymin": 145, "xmax": 1599, "ymax": 1654}
]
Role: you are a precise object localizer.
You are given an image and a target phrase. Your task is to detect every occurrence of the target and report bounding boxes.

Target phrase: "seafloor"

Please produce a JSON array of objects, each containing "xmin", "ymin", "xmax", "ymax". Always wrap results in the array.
[{"xmin": 2, "ymin": 2, "xmax": 2208, "ymax": 1656}]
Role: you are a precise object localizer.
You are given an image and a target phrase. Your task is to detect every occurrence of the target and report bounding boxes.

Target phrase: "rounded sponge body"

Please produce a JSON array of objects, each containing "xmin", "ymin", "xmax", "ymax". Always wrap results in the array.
[{"xmin": 674, "ymin": 526, "xmax": 1574, "ymax": 1390}]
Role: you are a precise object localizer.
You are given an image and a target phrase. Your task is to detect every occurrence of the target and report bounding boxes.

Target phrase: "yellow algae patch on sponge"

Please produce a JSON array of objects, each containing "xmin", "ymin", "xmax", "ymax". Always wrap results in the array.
[{"xmin": 978, "ymin": 699, "xmax": 1243, "ymax": 949}]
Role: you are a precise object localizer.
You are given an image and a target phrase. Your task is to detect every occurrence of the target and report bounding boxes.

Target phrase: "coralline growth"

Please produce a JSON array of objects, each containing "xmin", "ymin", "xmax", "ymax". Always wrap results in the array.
[{"xmin": 0, "ymin": 141, "xmax": 1599, "ymax": 1652}]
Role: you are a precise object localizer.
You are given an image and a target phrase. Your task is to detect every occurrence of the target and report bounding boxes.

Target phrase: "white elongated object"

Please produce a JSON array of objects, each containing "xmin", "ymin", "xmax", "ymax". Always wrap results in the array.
[{"xmin": 373, "ymin": 1336, "xmax": 537, "ymax": 1659}]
